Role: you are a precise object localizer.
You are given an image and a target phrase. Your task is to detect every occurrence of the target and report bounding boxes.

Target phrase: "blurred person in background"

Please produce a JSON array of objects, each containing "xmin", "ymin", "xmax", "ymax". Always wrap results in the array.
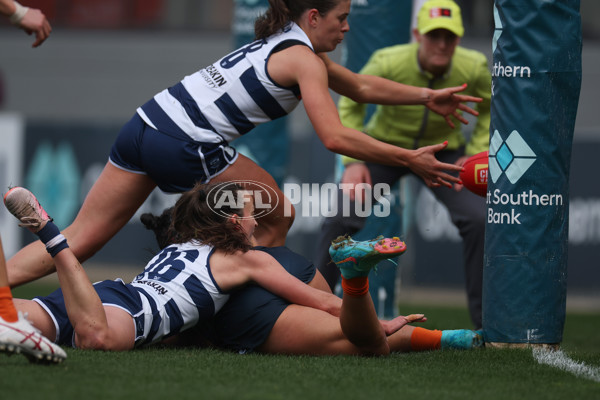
[{"xmin": 315, "ymin": 0, "xmax": 491, "ymax": 329}]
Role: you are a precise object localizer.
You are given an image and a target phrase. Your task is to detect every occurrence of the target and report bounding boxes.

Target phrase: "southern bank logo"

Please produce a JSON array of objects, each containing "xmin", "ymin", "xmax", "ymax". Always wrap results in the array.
[{"xmin": 489, "ymin": 130, "xmax": 536, "ymax": 184}]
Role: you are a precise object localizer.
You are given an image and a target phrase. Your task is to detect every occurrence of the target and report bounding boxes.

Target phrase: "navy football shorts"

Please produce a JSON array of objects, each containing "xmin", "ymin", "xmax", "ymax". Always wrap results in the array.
[
  {"xmin": 109, "ymin": 113, "xmax": 238, "ymax": 193},
  {"xmin": 33, "ymin": 279, "xmax": 145, "ymax": 347},
  {"xmin": 204, "ymin": 246, "xmax": 317, "ymax": 353}
]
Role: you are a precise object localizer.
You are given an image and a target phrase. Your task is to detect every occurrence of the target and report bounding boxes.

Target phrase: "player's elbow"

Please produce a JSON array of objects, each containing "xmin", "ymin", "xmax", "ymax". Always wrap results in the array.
[
  {"xmin": 75, "ymin": 328, "xmax": 112, "ymax": 350},
  {"xmin": 344, "ymin": 80, "xmax": 372, "ymax": 104},
  {"xmin": 74, "ymin": 324, "xmax": 129, "ymax": 351},
  {"xmin": 321, "ymin": 135, "xmax": 346, "ymax": 154}
]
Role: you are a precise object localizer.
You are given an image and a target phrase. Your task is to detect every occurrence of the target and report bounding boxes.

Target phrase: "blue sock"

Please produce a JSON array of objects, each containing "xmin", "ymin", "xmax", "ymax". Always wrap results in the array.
[
  {"xmin": 37, "ymin": 222, "xmax": 69, "ymax": 257},
  {"xmin": 441, "ymin": 329, "xmax": 484, "ymax": 350}
]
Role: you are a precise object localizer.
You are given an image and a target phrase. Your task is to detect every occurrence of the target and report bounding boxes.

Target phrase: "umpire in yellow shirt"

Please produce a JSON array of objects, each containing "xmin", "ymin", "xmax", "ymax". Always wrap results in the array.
[{"xmin": 315, "ymin": 0, "xmax": 490, "ymax": 330}]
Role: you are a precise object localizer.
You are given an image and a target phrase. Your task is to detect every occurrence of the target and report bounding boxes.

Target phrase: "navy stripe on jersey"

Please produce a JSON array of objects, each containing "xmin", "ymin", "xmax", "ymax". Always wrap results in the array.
[
  {"xmin": 164, "ymin": 298, "xmax": 184, "ymax": 337},
  {"xmin": 205, "ymin": 248, "xmax": 225, "ymax": 294},
  {"xmin": 168, "ymin": 83, "xmax": 217, "ymax": 133},
  {"xmin": 269, "ymin": 39, "xmax": 307, "ymax": 99},
  {"xmin": 289, "ymin": 84, "xmax": 301, "ymax": 99},
  {"xmin": 133, "ymin": 286, "xmax": 162, "ymax": 345},
  {"xmin": 240, "ymin": 67, "xmax": 287, "ymax": 120},
  {"xmin": 215, "ymin": 93, "xmax": 255, "ymax": 135},
  {"xmin": 183, "ymin": 273, "xmax": 216, "ymax": 320},
  {"xmin": 140, "ymin": 98, "xmax": 190, "ymax": 141}
]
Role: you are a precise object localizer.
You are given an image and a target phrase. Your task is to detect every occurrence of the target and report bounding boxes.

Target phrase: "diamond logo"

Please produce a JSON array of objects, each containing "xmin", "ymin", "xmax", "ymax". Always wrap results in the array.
[
  {"xmin": 492, "ymin": 3, "xmax": 502, "ymax": 53},
  {"xmin": 489, "ymin": 130, "xmax": 536, "ymax": 184}
]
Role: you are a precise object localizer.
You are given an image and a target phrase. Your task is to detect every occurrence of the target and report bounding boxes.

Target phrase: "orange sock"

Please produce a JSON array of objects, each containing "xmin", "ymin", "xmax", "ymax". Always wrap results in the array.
[
  {"xmin": 410, "ymin": 327, "xmax": 442, "ymax": 351},
  {"xmin": 341, "ymin": 277, "xmax": 369, "ymax": 297},
  {"xmin": 0, "ymin": 286, "xmax": 18, "ymax": 322}
]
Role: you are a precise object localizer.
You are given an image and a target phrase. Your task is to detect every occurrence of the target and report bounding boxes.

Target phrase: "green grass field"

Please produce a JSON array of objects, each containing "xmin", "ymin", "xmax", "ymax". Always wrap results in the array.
[{"xmin": 4, "ymin": 283, "xmax": 600, "ymax": 400}]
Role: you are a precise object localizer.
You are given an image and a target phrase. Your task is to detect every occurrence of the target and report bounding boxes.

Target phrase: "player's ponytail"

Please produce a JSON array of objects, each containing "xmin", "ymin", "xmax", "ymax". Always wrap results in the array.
[
  {"xmin": 254, "ymin": 0, "xmax": 341, "ymax": 40},
  {"xmin": 140, "ymin": 208, "xmax": 176, "ymax": 250},
  {"xmin": 255, "ymin": 0, "xmax": 289, "ymax": 40}
]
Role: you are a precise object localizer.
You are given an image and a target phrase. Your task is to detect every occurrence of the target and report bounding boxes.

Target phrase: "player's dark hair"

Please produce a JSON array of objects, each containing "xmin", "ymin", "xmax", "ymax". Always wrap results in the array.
[
  {"xmin": 254, "ymin": 0, "xmax": 341, "ymax": 39},
  {"xmin": 140, "ymin": 207, "xmax": 176, "ymax": 250},
  {"xmin": 141, "ymin": 182, "xmax": 252, "ymax": 254}
]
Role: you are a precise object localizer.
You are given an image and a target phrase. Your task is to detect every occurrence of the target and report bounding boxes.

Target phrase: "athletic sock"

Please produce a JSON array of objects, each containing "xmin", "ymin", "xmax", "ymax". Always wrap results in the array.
[
  {"xmin": 341, "ymin": 276, "xmax": 369, "ymax": 297},
  {"xmin": 0, "ymin": 286, "xmax": 19, "ymax": 322},
  {"xmin": 37, "ymin": 221, "xmax": 69, "ymax": 257},
  {"xmin": 410, "ymin": 327, "xmax": 443, "ymax": 351}
]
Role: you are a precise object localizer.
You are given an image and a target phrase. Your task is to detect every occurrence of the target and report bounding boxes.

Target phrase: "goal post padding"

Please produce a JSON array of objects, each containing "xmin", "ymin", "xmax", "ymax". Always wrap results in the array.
[{"xmin": 483, "ymin": 0, "xmax": 582, "ymax": 345}]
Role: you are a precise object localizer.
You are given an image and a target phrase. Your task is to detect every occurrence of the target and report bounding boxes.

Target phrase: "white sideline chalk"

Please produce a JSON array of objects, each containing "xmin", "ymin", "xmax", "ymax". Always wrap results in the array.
[{"xmin": 533, "ymin": 348, "xmax": 600, "ymax": 383}]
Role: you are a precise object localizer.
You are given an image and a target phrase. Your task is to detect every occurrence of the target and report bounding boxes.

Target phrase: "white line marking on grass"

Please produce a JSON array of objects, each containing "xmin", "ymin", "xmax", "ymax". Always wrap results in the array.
[{"xmin": 533, "ymin": 348, "xmax": 600, "ymax": 383}]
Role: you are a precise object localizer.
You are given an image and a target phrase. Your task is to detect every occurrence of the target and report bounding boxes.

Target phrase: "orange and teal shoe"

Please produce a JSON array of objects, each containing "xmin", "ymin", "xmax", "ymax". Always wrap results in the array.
[
  {"xmin": 441, "ymin": 329, "xmax": 484, "ymax": 350},
  {"xmin": 329, "ymin": 235, "xmax": 406, "ymax": 279}
]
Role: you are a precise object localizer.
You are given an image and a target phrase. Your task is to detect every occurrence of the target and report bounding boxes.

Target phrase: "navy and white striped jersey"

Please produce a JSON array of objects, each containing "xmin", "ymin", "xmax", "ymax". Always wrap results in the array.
[
  {"xmin": 137, "ymin": 22, "xmax": 313, "ymax": 144},
  {"xmin": 129, "ymin": 242, "xmax": 229, "ymax": 346}
]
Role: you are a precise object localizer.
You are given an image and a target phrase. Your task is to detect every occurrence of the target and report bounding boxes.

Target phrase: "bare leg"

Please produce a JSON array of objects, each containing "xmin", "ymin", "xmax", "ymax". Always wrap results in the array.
[
  {"xmin": 387, "ymin": 325, "xmax": 416, "ymax": 352},
  {"xmin": 258, "ymin": 304, "xmax": 363, "ymax": 355},
  {"xmin": 5, "ymin": 186, "xmax": 136, "ymax": 350},
  {"xmin": 0, "ymin": 237, "xmax": 19, "ymax": 322},
  {"xmin": 327, "ymin": 236, "xmax": 409, "ymax": 354},
  {"xmin": 339, "ymin": 289, "xmax": 389, "ymax": 355},
  {"xmin": 304, "ymin": 268, "xmax": 414, "ymax": 353},
  {"xmin": 259, "ymin": 303, "xmax": 403, "ymax": 356},
  {"xmin": 13, "ymin": 298, "xmax": 57, "ymax": 340},
  {"xmin": 213, "ymin": 154, "xmax": 294, "ymax": 247},
  {"xmin": 0, "ymin": 237, "xmax": 9, "ymax": 287},
  {"xmin": 7, "ymin": 163, "xmax": 156, "ymax": 287},
  {"xmin": 259, "ymin": 267, "xmax": 389, "ymax": 356}
]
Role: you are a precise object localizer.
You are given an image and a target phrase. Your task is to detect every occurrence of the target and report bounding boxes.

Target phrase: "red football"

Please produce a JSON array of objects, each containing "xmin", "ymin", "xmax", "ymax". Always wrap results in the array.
[{"xmin": 459, "ymin": 151, "xmax": 488, "ymax": 197}]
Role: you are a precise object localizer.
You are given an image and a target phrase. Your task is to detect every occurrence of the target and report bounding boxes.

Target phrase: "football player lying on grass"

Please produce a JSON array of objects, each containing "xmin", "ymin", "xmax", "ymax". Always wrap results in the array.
[
  {"xmin": 142, "ymin": 199, "xmax": 485, "ymax": 355},
  {"xmin": 3, "ymin": 184, "xmax": 482, "ymax": 356}
]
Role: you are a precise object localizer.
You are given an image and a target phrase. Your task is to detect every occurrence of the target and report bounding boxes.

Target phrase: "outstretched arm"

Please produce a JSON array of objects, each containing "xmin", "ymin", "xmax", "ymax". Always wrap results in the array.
[
  {"xmin": 301, "ymin": 52, "xmax": 462, "ymax": 188},
  {"xmin": 216, "ymin": 250, "xmax": 342, "ymax": 317},
  {"xmin": 246, "ymin": 251, "xmax": 342, "ymax": 317},
  {"xmin": 268, "ymin": 45, "xmax": 463, "ymax": 188},
  {"xmin": 320, "ymin": 53, "xmax": 481, "ymax": 128}
]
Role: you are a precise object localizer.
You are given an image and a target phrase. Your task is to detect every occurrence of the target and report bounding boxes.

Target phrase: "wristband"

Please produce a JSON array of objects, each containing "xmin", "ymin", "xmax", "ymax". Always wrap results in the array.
[{"xmin": 9, "ymin": 1, "xmax": 29, "ymax": 25}]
